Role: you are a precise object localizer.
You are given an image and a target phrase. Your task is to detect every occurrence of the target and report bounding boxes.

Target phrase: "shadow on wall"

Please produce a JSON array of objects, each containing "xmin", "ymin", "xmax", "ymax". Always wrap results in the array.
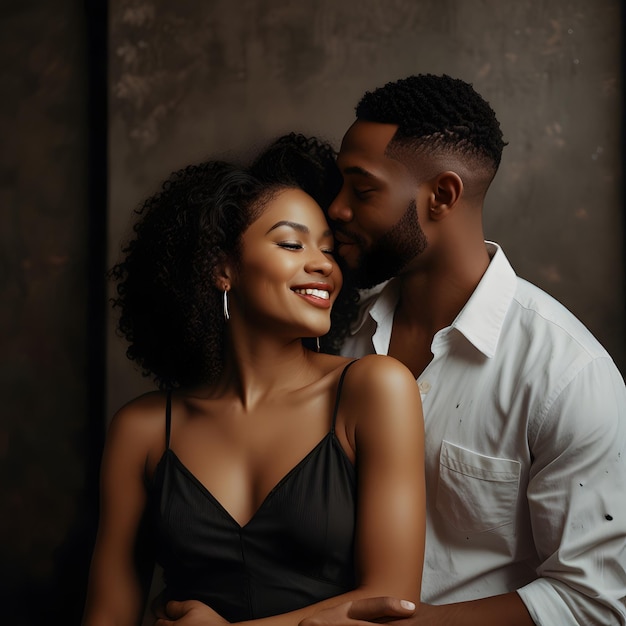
[
  {"xmin": 1, "ymin": 512, "xmax": 97, "ymax": 625},
  {"xmin": 0, "ymin": 0, "xmax": 107, "ymax": 623}
]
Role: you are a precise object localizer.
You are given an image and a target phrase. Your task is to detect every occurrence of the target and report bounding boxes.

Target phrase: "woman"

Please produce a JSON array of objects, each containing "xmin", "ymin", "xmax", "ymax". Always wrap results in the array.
[{"xmin": 81, "ymin": 135, "xmax": 426, "ymax": 626}]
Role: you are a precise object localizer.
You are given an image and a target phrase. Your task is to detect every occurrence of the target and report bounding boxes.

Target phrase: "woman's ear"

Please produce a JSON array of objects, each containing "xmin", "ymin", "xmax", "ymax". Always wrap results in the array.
[
  {"xmin": 429, "ymin": 171, "xmax": 463, "ymax": 221},
  {"xmin": 214, "ymin": 257, "xmax": 233, "ymax": 291}
]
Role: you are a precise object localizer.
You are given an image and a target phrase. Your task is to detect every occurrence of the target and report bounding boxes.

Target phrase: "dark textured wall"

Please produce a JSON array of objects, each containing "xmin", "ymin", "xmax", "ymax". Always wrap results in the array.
[
  {"xmin": 108, "ymin": 0, "xmax": 625, "ymax": 418},
  {"xmin": 0, "ymin": 1, "xmax": 104, "ymax": 624}
]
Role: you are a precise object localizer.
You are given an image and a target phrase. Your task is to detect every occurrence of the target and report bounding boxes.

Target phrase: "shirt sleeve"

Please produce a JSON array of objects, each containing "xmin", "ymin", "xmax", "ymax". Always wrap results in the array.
[{"xmin": 517, "ymin": 356, "xmax": 626, "ymax": 624}]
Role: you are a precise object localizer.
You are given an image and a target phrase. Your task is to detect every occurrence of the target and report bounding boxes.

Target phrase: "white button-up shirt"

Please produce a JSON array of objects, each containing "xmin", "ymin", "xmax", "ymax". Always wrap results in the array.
[{"xmin": 341, "ymin": 242, "xmax": 626, "ymax": 624}]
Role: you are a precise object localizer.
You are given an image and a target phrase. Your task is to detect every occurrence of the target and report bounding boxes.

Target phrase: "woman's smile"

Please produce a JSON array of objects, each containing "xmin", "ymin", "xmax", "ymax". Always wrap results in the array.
[{"xmin": 291, "ymin": 284, "xmax": 332, "ymax": 309}]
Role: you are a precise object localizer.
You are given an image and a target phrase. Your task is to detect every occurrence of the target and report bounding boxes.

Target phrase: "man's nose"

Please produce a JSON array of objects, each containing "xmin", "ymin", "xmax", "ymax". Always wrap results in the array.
[{"xmin": 327, "ymin": 192, "xmax": 353, "ymax": 222}]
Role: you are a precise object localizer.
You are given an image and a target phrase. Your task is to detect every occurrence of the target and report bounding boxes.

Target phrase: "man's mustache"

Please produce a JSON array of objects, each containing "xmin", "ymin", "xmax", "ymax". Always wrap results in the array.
[{"xmin": 331, "ymin": 225, "xmax": 367, "ymax": 248}]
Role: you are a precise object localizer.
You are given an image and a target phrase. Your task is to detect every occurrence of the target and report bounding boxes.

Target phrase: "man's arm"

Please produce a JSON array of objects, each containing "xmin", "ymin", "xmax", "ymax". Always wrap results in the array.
[
  {"xmin": 516, "ymin": 357, "xmax": 626, "ymax": 624},
  {"xmin": 300, "ymin": 593, "xmax": 532, "ymax": 626},
  {"xmin": 411, "ymin": 358, "xmax": 626, "ymax": 625},
  {"xmin": 401, "ymin": 358, "xmax": 626, "ymax": 626}
]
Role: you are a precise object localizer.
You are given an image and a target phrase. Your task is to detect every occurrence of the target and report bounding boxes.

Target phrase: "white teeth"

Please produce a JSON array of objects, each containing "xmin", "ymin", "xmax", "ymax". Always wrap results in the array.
[{"xmin": 294, "ymin": 288, "xmax": 330, "ymax": 300}]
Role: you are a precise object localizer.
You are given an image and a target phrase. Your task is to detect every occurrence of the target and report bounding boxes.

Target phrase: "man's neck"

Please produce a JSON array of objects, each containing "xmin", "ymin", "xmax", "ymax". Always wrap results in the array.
[
  {"xmin": 387, "ymin": 243, "xmax": 491, "ymax": 377},
  {"xmin": 397, "ymin": 240, "xmax": 490, "ymax": 331}
]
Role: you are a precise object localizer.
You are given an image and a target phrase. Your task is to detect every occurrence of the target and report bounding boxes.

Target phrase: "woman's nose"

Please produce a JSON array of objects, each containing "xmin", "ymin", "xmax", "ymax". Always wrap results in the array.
[{"xmin": 305, "ymin": 250, "xmax": 334, "ymax": 276}]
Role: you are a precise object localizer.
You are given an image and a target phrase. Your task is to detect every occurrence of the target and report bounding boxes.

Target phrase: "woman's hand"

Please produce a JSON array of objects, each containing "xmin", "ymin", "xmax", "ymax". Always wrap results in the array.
[{"xmin": 154, "ymin": 599, "xmax": 229, "ymax": 626}]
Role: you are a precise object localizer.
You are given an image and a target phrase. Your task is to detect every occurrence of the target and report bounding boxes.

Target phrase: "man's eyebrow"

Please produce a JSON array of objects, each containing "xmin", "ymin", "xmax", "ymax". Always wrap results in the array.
[
  {"xmin": 266, "ymin": 220, "xmax": 309, "ymax": 235},
  {"xmin": 342, "ymin": 165, "xmax": 379, "ymax": 180}
]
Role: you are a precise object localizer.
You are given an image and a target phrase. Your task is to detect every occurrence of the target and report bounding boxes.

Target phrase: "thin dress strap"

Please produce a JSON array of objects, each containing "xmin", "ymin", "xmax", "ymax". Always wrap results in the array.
[
  {"xmin": 330, "ymin": 360, "xmax": 358, "ymax": 434},
  {"xmin": 165, "ymin": 390, "xmax": 172, "ymax": 450}
]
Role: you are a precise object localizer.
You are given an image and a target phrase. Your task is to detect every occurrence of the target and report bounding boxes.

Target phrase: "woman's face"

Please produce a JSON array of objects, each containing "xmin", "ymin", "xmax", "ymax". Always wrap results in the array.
[{"xmin": 230, "ymin": 188, "xmax": 342, "ymax": 339}]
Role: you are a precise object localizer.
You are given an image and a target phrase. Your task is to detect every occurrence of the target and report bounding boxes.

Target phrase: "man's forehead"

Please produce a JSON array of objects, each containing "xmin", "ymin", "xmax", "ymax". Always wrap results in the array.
[
  {"xmin": 339, "ymin": 120, "xmax": 399, "ymax": 155},
  {"xmin": 337, "ymin": 120, "xmax": 407, "ymax": 180}
]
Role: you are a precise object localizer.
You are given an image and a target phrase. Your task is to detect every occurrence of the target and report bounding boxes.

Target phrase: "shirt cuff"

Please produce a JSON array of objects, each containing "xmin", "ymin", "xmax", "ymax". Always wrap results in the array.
[{"xmin": 517, "ymin": 577, "xmax": 625, "ymax": 625}]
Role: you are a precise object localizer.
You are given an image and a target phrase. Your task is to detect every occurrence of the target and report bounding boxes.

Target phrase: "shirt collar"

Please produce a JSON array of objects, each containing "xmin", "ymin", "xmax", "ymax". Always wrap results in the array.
[
  {"xmin": 350, "ymin": 279, "xmax": 399, "ymax": 334},
  {"xmin": 350, "ymin": 242, "xmax": 517, "ymax": 358},
  {"xmin": 450, "ymin": 242, "xmax": 517, "ymax": 358}
]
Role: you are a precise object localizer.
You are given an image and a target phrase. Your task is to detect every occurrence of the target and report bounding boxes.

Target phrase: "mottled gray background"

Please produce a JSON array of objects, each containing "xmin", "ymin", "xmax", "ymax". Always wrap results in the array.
[{"xmin": 0, "ymin": 0, "xmax": 623, "ymax": 624}]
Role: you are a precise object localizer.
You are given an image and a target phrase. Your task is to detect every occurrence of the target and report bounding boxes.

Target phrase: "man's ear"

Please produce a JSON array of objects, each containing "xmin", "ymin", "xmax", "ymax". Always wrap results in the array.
[{"xmin": 429, "ymin": 171, "xmax": 463, "ymax": 220}]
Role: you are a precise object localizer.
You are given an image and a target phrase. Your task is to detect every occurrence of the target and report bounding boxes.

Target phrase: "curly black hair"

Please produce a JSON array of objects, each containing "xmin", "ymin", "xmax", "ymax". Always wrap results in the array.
[
  {"xmin": 248, "ymin": 132, "xmax": 343, "ymax": 212},
  {"xmin": 110, "ymin": 161, "xmax": 263, "ymax": 390},
  {"xmin": 356, "ymin": 74, "xmax": 507, "ymax": 171},
  {"xmin": 110, "ymin": 134, "xmax": 355, "ymax": 388}
]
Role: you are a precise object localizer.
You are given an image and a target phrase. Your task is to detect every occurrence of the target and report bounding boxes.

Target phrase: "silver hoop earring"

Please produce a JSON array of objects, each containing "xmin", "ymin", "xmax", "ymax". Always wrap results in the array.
[
  {"xmin": 223, "ymin": 289, "xmax": 230, "ymax": 321},
  {"xmin": 316, "ymin": 337, "xmax": 320, "ymax": 352}
]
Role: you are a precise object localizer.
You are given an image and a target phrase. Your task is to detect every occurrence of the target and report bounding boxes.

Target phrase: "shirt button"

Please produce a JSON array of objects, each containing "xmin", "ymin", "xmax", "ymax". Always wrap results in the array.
[{"xmin": 418, "ymin": 380, "xmax": 431, "ymax": 394}]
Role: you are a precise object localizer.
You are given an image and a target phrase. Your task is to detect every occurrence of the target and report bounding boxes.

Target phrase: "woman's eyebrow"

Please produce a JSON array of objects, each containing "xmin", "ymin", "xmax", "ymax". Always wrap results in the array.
[
  {"xmin": 265, "ymin": 220, "xmax": 309, "ymax": 235},
  {"xmin": 265, "ymin": 221, "xmax": 333, "ymax": 239}
]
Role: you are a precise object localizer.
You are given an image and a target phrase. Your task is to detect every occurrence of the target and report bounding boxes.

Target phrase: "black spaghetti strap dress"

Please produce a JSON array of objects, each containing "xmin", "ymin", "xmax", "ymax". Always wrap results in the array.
[{"xmin": 146, "ymin": 360, "xmax": 359, "ymax": 620}]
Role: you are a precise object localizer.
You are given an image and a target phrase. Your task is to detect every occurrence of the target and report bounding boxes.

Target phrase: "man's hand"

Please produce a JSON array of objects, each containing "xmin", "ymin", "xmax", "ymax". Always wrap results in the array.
[
  {"xmin": 154, "ymin": 599, "xmax": 229, "ymax": 626},
  {"xmin": 300, "ymin": 597, "xmax": 417, "ymax": 626},
  {"xmin": 318, "ymin": 594, "xmax": 535, "ymax": 626}
]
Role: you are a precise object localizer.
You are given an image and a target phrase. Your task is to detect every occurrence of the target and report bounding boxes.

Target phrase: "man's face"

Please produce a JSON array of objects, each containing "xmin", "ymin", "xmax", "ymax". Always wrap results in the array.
[{"xmin": 327, "ymin": 120, "xmax": 427, "ymax": 289}]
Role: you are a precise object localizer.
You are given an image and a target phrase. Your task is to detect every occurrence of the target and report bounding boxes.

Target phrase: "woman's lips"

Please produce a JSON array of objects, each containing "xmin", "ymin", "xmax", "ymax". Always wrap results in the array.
[{"xmin": 292, "ymin": 286, "xmax": 332, "ymax": 309}]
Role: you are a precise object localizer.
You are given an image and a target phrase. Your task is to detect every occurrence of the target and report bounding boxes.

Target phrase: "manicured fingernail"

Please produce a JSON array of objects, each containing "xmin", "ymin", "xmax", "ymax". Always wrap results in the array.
[{"xmin": 400, "ymin": 600, "xmax": 416, "ymax": 610}]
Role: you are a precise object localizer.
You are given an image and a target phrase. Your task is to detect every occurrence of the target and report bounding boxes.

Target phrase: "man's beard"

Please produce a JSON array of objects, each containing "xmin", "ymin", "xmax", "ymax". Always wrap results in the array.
[{"xmin": 346, "ymin": 199, "xmax": 427, "ymax": 289}]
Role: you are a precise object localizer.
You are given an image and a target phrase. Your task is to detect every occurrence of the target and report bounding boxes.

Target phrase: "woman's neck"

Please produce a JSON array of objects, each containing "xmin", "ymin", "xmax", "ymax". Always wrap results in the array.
[{"xmin": 218, "ymin": 334, "xmax": 320, "ymax": 411}]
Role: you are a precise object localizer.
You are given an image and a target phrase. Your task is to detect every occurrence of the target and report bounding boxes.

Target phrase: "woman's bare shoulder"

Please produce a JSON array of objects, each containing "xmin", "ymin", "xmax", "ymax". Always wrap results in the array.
[
  {"xmin": 107, "ymin": 389, "xmax": 168, "ymax": 440},
  {"xmin": 345, "ymin": 354, "xmax": 417, "ymax": 390},
  {"xmin": 336, "ymin": 355, "xmax": 423, "ymax": 453},
  {"xmin": 336, "ymin": 355, "xmax": 420, "ymax": 420}
]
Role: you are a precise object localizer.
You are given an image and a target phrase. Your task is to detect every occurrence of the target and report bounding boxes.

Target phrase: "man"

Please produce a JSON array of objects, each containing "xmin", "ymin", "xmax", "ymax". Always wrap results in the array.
[{"xmin": 320, "ymin": 74, "xmax": 626, "ymax": 624}]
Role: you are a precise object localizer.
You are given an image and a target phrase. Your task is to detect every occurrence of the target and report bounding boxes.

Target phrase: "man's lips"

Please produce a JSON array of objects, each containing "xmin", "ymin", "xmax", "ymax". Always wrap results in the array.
[
  {"xmin": 333, "ymin": 231, "xmax": 355, "ymax": 245},
  {"xmin": 334, "ymin": 227, "xmax": 368, "ymax": 248},
  {"xmin": 333, "ymin": 231, "xmax": 362, "ymax": 264}
]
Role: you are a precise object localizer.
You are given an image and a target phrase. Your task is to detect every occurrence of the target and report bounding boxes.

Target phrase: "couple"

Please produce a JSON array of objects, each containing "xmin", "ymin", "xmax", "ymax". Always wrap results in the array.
[{"xmin": 82, "ymin": 74, "xmax": 626, "ymax": 626}]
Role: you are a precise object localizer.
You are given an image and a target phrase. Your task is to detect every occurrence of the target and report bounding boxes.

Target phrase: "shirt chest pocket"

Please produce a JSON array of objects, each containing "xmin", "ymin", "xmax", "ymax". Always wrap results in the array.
[{"xmin": 436, "ymin": 440, "xmax": 521, "ymax": 534}]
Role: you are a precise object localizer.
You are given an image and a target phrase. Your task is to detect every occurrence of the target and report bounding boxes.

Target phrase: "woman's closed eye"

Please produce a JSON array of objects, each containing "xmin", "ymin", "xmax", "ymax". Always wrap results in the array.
[
  {"xmin": 277, "ymin": 241, "xmax": 336, "ymax": 257},
  {"xmin": 277, "ymin": 241, "xmax": 303, "ymax": 250}
]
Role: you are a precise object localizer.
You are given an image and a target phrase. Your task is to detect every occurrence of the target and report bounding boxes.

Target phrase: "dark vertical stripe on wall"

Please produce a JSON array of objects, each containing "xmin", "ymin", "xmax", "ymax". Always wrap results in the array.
[
  {"xmin": 46, "ymin": 4, "xmax": 109, "ymax": 624},
  {"xmin": 85, "ymin": 0, "xmax": 108, "ymax": 481},
  {"xmin": 69, "ymin": 0, "xmax": 108, "ymax": 620}
]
